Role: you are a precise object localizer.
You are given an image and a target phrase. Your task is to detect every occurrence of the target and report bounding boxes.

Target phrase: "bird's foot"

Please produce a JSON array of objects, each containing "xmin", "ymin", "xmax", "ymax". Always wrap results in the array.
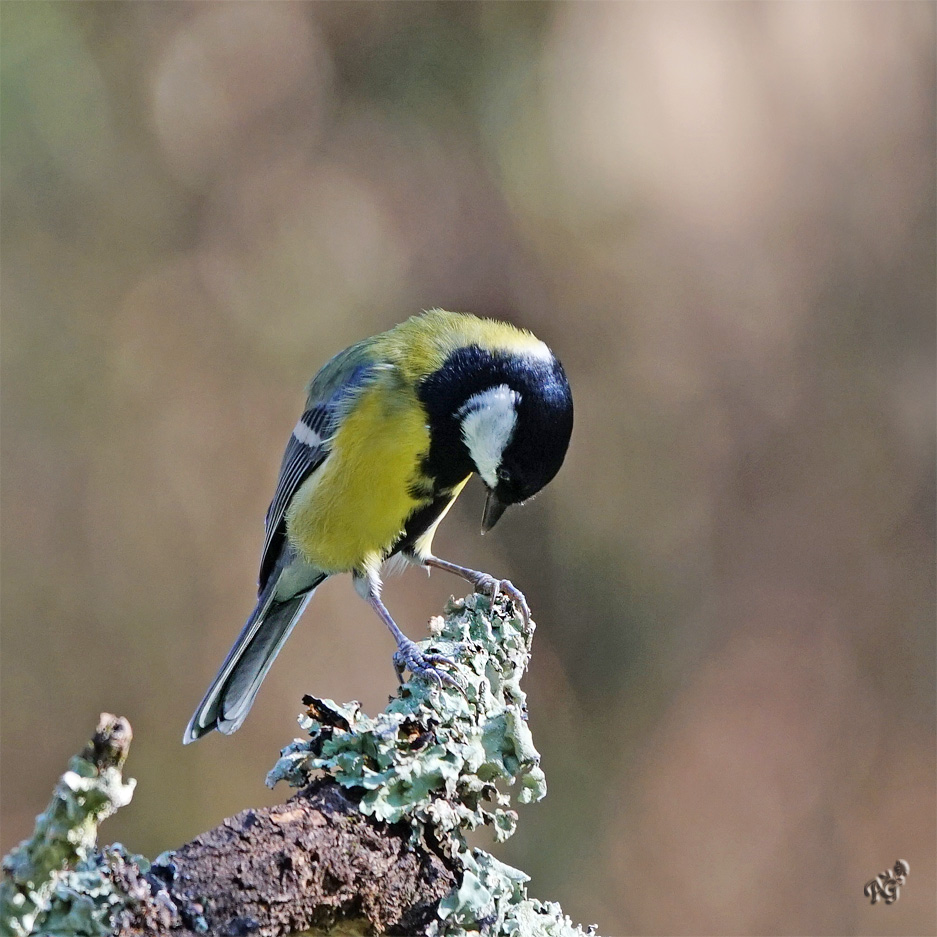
[
  {"xmin": 467, "ymin": 573, "xmax": 531, "ymax": 624},
  {"xmin": 393, "ymin": 638, "xmax": 466, "ymax": 696},
  {"xmin": 421, "ymin": 555, "xmax": 532, "ymax": 625}
]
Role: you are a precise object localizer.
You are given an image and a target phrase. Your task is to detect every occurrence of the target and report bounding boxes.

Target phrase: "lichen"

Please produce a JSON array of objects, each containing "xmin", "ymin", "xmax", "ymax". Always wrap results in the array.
[
  {"xmin": 3, "ymin": 595, "xmax": 597, "ymax": 936},
  {"xmin": 0, "ymin": 716, "xmax": 138, "ymax": 937},
  {"xmin": 268, "ymin": 592, "xmax": 595, "ymax": 936},
  {"xmin": 433, "ymin": 850, "xmax": 595, "ymax": 937},
  {"xmin": 267, "ymin": 593, "xmax": 546, "ymax": 845}
]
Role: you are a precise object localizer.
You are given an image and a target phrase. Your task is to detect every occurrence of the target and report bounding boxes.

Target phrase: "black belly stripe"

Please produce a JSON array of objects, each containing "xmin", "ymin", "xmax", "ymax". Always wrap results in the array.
[
  {"xmin": 407, "ymin": 475, "xmax": 435, "ymax": 501},
  {"xmin": 390, "ymin": 489, "xmax": 462, "ymax": 558}
]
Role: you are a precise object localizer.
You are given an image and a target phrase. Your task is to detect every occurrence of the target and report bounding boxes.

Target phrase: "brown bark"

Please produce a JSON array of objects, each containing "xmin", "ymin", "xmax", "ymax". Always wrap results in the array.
[{"xmin": 118, "ymin": 779, "xmax": 457, "ymax": 937}]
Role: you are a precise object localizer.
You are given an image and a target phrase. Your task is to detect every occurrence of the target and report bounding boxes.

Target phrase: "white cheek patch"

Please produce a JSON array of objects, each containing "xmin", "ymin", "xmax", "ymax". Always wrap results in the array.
[{"xmin": 458, "ymin": 385, "xmax": 520, "ymax": 488}]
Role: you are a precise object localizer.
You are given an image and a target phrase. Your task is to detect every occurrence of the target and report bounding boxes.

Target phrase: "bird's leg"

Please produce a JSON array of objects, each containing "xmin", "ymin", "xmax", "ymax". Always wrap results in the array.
[
  {"xmin": 422, "ymin": 555, "xmax": 531, "ymax": 624},
  {"xmin": 365, "ymin": 588, "xmax": 465, "ymax": 693}
]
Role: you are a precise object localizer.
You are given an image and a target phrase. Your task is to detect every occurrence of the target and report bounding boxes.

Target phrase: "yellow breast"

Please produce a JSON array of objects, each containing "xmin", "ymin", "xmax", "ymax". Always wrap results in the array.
[{"xmin": 284, "ymin": 376, "xmax": 430, "ymax": 575}]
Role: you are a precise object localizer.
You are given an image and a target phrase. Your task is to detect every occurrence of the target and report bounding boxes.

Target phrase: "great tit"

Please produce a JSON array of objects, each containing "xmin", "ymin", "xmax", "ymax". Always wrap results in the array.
[{"xmin": 184, "ymin": 309, "xmax": 573, "ymax": 743}]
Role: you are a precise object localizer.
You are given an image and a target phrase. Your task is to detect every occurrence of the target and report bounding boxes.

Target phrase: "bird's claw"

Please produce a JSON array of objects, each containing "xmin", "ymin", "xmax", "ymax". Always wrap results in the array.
[
  {"xmin": 393, "ymin": 639, "xmax": 467, "ymax": 697},
  {"xmin": 470, "ymin": 574, "xmax": 531, "ymax": 624}
]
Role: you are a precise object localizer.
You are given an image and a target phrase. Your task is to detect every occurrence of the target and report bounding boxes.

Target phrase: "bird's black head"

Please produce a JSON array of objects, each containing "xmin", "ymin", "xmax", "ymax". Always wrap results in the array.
[{"xmin": 418, "ymin": 342, "xmax": 573, "ymax": 532}]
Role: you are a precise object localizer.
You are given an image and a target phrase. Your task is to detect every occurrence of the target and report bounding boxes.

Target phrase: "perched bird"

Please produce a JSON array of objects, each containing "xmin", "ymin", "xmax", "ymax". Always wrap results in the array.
[{"xmin": 184, "ymin": 309, "xmax": 573, "ymax": 743}]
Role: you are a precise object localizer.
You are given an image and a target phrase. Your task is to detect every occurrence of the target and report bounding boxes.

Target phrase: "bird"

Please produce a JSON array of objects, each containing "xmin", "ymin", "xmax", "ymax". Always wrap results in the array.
[{"xmin": 183, "ymin": 309, "xmax": 573, "ymax": 743}]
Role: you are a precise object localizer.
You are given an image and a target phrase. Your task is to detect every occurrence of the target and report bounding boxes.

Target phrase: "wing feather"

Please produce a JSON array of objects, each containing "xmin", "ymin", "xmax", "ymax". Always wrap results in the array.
[{"xmin": 257, "ymin": 356, "xmax": 381, "ymax": 591}]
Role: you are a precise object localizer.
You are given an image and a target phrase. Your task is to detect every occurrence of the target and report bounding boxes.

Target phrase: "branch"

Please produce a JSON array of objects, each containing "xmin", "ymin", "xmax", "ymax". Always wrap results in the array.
[
  {"xmin": 1, "ymin": 595, "xmax": 595, "ymax": 937},
  {"xmin": 148, "ymin": 778, "xmax": 456, "ymax": 935}
]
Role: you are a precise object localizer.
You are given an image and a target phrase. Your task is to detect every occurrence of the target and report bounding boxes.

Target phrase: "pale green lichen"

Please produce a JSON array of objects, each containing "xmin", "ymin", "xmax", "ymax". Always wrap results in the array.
[
  {"xmin": 433, "ymin": 850, "xmax": 594, "ymax": 937},
  {"xmin": 16, "ymin": 848, "xmax": 139, "ymax": 937},
  {"xmin": 268, "ymin": 592, "xmax": 595, "ymax": 937},
  {"xmin": 4, "ymin": 595, "xmax": 596, "ymax": 936},
  {"xmin": 267, "ymin": 593, "xmax": 546, "ymax": 845},
  {"xmin": 0, "ymin": 719, "xmax": 137, "ymax": 937}
]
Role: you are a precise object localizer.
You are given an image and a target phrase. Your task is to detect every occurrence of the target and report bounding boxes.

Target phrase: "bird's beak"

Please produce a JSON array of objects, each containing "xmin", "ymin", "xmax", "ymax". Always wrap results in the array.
[{"xmin": 481, "ymin": 490, "xmax": 508, "ymax": 534}]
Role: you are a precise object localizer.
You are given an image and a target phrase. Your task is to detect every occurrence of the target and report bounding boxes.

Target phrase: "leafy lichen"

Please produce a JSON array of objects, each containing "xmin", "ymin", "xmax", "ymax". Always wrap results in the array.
[
  {"xmin": 434, "ymin": 850, "xmax": 594, "ymax": 937},
  {"xmin": 268, "ymin": 592, "xmax": 594, "ymax": 937},
  {"xmin": 268, "ymin": 593, "xmax": 546, "ymax": 844},
  {"xmin": 0, "ymin": 716, "xmax": 138, "ymax": 937},
  {"xmin": 2, "ymin": 595, "xmax": 596, "ymax": 936}
]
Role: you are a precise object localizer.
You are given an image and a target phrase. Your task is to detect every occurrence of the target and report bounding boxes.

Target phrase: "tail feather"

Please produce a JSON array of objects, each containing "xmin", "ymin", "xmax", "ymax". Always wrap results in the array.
[{"xmin": 183, "ymin": 578, "xmax": 321, "ymax": 743}]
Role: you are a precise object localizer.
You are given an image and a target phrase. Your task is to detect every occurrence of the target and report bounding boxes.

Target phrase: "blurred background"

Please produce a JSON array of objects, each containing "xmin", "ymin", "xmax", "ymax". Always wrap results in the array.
[{"xmin": 2, "ymin": 3, "xmax": 934, "ymax": 934}]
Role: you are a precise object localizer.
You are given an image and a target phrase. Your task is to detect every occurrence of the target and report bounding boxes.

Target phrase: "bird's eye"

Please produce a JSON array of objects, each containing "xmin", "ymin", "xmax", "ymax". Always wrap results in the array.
[{"xmin": 497, "ymin": 467, "xmax": 511, "ymax": 483}]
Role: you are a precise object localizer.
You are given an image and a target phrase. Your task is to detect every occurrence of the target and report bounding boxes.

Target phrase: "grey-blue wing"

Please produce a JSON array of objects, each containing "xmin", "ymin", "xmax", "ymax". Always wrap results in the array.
[
  {"xmin": 257, "ymin": 347, "xmax": 385, "ymax": 592},
  {"xmin": 258, "ymin": 405, "xmax": 332, "ymax": 591}
]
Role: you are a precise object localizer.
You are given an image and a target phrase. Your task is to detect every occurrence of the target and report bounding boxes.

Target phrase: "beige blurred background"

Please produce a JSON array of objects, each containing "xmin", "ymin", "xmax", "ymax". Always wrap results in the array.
[{"xmin": 2, "ymin": 3, "xmax": 934, "ymax": 934}]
